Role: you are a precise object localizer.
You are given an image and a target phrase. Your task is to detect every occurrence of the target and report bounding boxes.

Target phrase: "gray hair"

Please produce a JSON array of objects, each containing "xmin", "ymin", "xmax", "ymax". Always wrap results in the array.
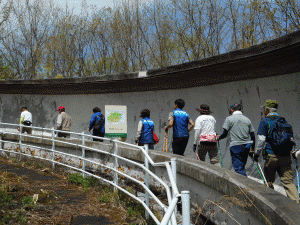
[{"xmin": 265, "ymin": 107, "xmax": 277, "ymax": 112}]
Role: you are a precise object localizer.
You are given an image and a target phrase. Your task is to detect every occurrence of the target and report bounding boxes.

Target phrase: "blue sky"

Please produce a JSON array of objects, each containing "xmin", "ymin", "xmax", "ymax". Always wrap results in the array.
[{"xmin": 53, "ymin": 0, "xmax": 117, "ymax": 13}]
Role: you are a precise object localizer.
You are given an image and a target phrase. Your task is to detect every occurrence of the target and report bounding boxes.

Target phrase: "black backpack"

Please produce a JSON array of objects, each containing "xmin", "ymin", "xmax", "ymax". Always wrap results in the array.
[
  {"xmin": 93, "ymin": 114, "xmax": 104, "ymax": 130},
  {"xmin": 266, "ymin": 116, "xmax": 295, "ymax": 155}
]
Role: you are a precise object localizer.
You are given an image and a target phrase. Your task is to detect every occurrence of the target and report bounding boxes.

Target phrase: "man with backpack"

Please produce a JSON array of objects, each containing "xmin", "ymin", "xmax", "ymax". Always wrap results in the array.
[
  {"xmin": 89, "ymin": 107, "xmax": 105, "ymax": 142},
  {"xmin": 251, "ymin": 100, "xmax": 299, "ymax": 203}
]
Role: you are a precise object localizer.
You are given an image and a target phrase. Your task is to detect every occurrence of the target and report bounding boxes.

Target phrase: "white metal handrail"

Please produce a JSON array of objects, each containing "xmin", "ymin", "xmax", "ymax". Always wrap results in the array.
[{"xmin": 0, "ymin": 122, "xmax": 190, "ymax": 225}]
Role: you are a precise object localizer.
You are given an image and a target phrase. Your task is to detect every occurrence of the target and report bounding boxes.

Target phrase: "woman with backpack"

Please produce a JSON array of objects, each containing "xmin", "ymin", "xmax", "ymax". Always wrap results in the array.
[
  {"xmin": 89, "ymin": 107, "xmax": 105, "ymax": 142},
  {"xmin": 135, "ymin": 109, "xmax": 155, "ymax": 150}
]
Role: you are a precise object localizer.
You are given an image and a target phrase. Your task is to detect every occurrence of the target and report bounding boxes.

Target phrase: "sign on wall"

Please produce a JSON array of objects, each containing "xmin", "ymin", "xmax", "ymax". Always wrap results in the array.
[{"xmin": 105, "ymin": 105, "xmax": 127, "ymax": 137}]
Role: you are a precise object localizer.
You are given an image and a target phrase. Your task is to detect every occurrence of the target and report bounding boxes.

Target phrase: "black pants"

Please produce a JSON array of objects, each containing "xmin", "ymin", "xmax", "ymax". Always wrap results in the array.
[
  {"xmin": 172, "ymin": 137, "xmax": 189, "ymax": 155},
  {"xmin": 57, "ymin": 132, "xmax": 70, "ymax": 138},
  {"xmin": 92, "ymin": 129, "xmax": 105, "ymax": 142}
]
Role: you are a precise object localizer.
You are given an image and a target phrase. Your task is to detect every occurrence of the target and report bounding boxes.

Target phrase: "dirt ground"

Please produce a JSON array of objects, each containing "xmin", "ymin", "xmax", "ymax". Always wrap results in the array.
[{"xmin": 0, "ymin": 156, "xmax": 147, "ymax": 225}]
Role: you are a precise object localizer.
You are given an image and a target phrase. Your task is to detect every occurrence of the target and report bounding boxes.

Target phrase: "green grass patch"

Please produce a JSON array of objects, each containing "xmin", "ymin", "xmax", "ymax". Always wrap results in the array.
[{"xmin": 67, "ymin": 173, "xmax": 98, "ymax": 190}]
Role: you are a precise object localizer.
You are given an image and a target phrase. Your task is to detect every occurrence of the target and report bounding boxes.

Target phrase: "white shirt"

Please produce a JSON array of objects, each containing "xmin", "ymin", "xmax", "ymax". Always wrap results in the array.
[
  {"xmin": 194, "ymin": 115, "xmax": 216, "ymax": 144},
  {"xmin": 20, "ymin": 110, "xmax": 32, "ymax": 123}
]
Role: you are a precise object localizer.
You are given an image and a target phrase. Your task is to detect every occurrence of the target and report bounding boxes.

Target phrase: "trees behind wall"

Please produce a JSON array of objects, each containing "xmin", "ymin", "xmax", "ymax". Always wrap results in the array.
[{"xmin": 0, "ymin": 0, "xmax": 299, "ymax": 80}]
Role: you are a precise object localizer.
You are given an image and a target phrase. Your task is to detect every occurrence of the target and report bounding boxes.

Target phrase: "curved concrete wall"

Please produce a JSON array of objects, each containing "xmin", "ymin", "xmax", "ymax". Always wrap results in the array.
[{"xmin": 0, "ymin": 72, "xmax": 299, "ymax": 182}]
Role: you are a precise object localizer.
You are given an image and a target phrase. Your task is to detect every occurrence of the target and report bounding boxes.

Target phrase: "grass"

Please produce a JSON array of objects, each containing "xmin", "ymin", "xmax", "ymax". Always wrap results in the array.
[
  {"xmin": 67, "ymin": 173, "xmax": 98, "ymax": 192},
  {"xmin": 0, "ymin": 184, "xmax": 27, "ymax": 224}
]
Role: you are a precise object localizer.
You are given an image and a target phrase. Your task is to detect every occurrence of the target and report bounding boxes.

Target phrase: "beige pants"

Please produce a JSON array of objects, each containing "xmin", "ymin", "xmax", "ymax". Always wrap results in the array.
[
  {"xmin": 264, "ymin": 154, "xmax": 299, "ymax": 203},
  {"xmin": 197, "ymin": 142, "xmax": 219, "ymax": 164}
]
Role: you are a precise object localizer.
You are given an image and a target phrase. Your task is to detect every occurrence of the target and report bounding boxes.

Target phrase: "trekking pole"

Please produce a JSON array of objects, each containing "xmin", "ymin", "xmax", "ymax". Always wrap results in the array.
[
  {"xmin": 251, "ymin": 157, "xmax": 268, "ymax": 186},
  {"xmin": 218, "ymin": 141, "xmax": 223, "ymax": 168},
  {"xmin": 163, "ymin": 133, "xmax": 168, "ymax": 153},
  {"xmin": 295, "ymin": 158, "xmax": 300, "ymax": 197}
]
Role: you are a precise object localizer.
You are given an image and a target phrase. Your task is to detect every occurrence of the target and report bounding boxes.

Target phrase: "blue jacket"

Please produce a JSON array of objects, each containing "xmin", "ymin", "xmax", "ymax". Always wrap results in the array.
[
  {"xmin": 89, "ymin": 112, "xmax": 105, "ymax": 133},
  {"xmin": 139, "ymin": 118, "xmax": 154, "ymax": 144},
  {"xmin": 173, "ymin": 109, "xmax": 190, "ymax": 138}
]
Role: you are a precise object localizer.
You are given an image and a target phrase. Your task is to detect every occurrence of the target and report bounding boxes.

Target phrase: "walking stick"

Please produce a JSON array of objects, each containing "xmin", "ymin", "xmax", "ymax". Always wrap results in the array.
[
  {"xmin": 295, "ymin": 158, "xmax": 300, "ymax": 197},
  {"xmin": 251, "ymin": 157, "xmax": 268, "ymax": 187},
  {"xmin": 218, "ymin": 141, "xmax": 223, "ymax": 168},
  {"xmin": 163, "ymin": 133, "xmax": 168, "ymax": 153}
]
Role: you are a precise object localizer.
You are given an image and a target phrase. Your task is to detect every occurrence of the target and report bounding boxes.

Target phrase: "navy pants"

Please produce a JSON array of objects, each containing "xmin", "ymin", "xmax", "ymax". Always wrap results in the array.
[{"xmin": 230, "ymin": 144, "xmax": 251, "ymax": 176}]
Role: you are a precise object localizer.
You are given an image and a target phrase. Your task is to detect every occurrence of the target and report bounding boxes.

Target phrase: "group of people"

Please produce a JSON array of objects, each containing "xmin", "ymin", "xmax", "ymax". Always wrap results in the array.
[
  {"xmin": 18, "ymin": 99, "xmax": 299, "ymax": 203},
  {"xmin": 18, "ymin": 106, "xmax": 105, "ymax": 141},
  {"xmin": 134, "ymin": 99, "xmax": 299, "ymax": 203}
]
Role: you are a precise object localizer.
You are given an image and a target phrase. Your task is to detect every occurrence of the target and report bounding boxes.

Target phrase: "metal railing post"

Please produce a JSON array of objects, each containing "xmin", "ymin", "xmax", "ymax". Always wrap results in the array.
[
  {"xmin": 171, "ymin": 158, "xmax": 177, "ymax": 216},
  {"xmin": 182, "ymin": 190, "xmax": 190, "ymax": 225},
  {"xmin": 19, "ymin": 124, "xmax": 22, "ymax": 161},
  {"xmin": 82, "ymin": 131, "xmax": 86, "ymax": 177},
  {"xmin": 113, "ymin": 140, "xmax": 118, "ymax": 192},
  {"xmin": 144, "ymin": 144, "xmax": 150, "ymax": 220},
  {"xmin": 51, "ymin": 127, "xmax": 55, "ymax": 169}
]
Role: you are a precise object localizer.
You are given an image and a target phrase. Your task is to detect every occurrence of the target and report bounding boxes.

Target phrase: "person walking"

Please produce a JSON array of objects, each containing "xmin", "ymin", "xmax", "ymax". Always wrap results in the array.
[
  {"xmin": 56, "ymin": 106, "xmax": 72, "ymax": 138},
  {"xmin": 250, "ymin": 100, "xmax": 299, "ymax": 203},
  {"xmin": 218, "ymin": 103, "xmax": 255, "ymax": 176},
  {"xmin": 18, "ymin": 106, "xmax": 32, "ymax": 134},
  {"xmin": 135, "ymin": 109, "xmax": 155, "ymax": 150},
  {"xmin": 89, "ymin": 107, "xmax": 105, "ymax": 142},
  {"xmin": 165, "ymin": 99, "xmax": 195, "ymax": 156},
  {"xmin": 193, "ymin": 104, "xmax": 219, "ymax": 165}
]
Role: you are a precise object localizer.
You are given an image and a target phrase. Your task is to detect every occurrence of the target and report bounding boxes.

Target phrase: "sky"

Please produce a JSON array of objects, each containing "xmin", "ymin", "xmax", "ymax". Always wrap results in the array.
[{"xmin": 53, "ymin": 0, "xmax": 116, "ymax": 13}]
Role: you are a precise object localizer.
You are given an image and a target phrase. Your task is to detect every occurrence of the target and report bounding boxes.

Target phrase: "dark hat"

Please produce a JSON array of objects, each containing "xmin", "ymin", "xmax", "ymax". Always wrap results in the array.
[
  {"xmin": 261, "ymin": 99, "xmax": 278, "ymax": 108},
  {"xmin": 196, "ymin": 104, "xmax": 212, "ymax": 113}
]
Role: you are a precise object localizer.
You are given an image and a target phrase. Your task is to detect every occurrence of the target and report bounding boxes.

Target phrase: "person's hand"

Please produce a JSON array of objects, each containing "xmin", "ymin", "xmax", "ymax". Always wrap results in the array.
[
  {"xmin": 292, "ymin": 150, "xmax": 299, "ymax": 159},
  {"xmin": 17, "ymin": 127, "xmax": 20, "ymax": 131},
  {"xmin": 249, "ymin": 150, "xmax": 259, "ymax": 162},
  {"xmin": 216, "ymin": 135, "xmax": 220, "ymax": 141},
  {"xmin": 193, "ymin": 144, "xmax": 197, "ymax": 152},
  {"xmin": 135, "ymin": 138, "xmax": 139, "ymax": 144},
  {"xmin": 164, "ymin": 126, "xmax": 168, "ymax": 133}
]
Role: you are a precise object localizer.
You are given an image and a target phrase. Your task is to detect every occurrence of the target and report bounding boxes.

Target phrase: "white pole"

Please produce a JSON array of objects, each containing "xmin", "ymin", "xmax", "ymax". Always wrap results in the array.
[
  {"xmin": 145, "ymin": 144, "xmax": 150, "ymax": 220},
  {"xmin": 182, "ymin": 190, "xmax": 190, "ymax": 225},
  {"xmin": 51, "ymin": 127, "xmax": 55, "ymax": 169},
  {"xmin": 82, "ymin": 131, "xmax": 86, "ymax": 177},
  {"xmin": 19, "ymin": 124, "xmax": 22, "ymax": 161},
  {"xmin": 113, "ymin": 140, "xmax": 118, "ymax": 192},
  {"xmin": 171, "ymin": 158, "xmax": 177, "ymax": 216}
]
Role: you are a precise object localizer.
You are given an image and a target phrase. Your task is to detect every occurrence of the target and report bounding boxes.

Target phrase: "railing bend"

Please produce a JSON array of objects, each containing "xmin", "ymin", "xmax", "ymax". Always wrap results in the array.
[{"xmin": 0, "ymin": 123, "xmax": 191, "ymax": 225}]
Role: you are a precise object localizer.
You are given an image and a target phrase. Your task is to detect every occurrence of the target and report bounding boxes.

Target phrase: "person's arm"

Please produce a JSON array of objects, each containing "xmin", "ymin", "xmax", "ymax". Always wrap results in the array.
[
  {"xmin": 165, "ymin": 112, "xmax": 174, "ymax": 132},
  {"xmin": 250, "ymin": 132, "xmax": 255, "ymax": 150},
  {"xmin": 19, "ymin": 116, "xmax": 24, "ymax": 125},
  {"xmin": 135, "ymin": 121, "xmax": 143, "ymax": 143},
  {"xmin": 254, "ymin": 120, "xmax": 267, "ymax": 156},
  {"xmin": 57, "ymin": 114, "xmax": 62, "ymax": 129},
  {"xmin": 218, "ymin": 129, "xmax": 228, "ymax": 140},
  {"xmin": 89, "ymin": 114, "xmax": 96, "ymax": 131},
  {"xmin": 188, "ymin": 119, "xmax": 195, "ymax": 132}
]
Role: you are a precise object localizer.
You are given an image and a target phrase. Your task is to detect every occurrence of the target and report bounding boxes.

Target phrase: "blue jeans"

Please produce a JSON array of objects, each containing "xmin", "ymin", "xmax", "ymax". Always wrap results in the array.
[{"xmin": 230, "ymin": 144, "xmax": 251, "ymax": 176}]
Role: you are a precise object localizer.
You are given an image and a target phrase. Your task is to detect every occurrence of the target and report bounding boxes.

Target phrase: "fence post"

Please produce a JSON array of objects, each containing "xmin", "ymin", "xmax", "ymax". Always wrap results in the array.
[
  {"xmin": 113, "ymin": 140, "xmax": 118, "ymax": 192},
  {"xmin": 81, "ymin": 131, "xmax": 86, "ymax": 177},
  {"xmin": 18, "ymin": 124, "xmax": 22, "ymax": 161},
  {"xmin": 182, "ymin": 190, "xmax": 190, "ymax": 225},
  {"xmin": 51, "ymin": 127, "xmax": 55, "ymax": 170},
  {"xmin": 171, "ymin": 158, "xmax": 177, "ymax": 216},
  {"xmin": 144, "ymin": 144, "xmax": 150, "ymax": 220}
]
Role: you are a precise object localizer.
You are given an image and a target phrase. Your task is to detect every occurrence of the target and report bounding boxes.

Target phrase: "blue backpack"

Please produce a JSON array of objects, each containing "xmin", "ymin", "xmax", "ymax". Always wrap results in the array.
[{"xmin": 267, "ymin": 116, "xmax": 295, "ymax": 155}]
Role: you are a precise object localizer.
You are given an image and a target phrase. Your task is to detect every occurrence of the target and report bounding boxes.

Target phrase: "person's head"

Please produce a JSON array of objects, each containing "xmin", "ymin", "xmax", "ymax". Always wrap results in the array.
[
  {"xmin": 93, "ymin": 107, "xmax": 101, "ymax": 113},
  {"xmin": 140, "ymin": 109, "xmax": 150, "ymax": 118},
  {"xmin": 57, "ymin": 106, "xmax": 65, "ymax": 113},
  {"xmin": 196, "ymin": 104, "xmax": 212, "ymax": 115},
  {"xmin": 21, "ymin": 106, "xmax": 27, "ymax": 112},
  {"xmin": 230, "ymin": 103, "xmax": 242, "ymax": 114},
  {"xmin": 174, "ymin": 99, "xmax": 185, "ymax": 109},
  {"xmin": 261, "ymin": 99, "xmax": 278, "ymax": 117}
]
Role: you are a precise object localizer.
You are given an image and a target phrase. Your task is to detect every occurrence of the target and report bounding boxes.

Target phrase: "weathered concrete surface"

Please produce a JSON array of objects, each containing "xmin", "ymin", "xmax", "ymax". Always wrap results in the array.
[
  {"xmin": 0, "ymin": 72, "xmax": 299, "ymax": 185},
  {"xmin": 1, "ymin": 133, "xmax": 300, "ymax": 225}
]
